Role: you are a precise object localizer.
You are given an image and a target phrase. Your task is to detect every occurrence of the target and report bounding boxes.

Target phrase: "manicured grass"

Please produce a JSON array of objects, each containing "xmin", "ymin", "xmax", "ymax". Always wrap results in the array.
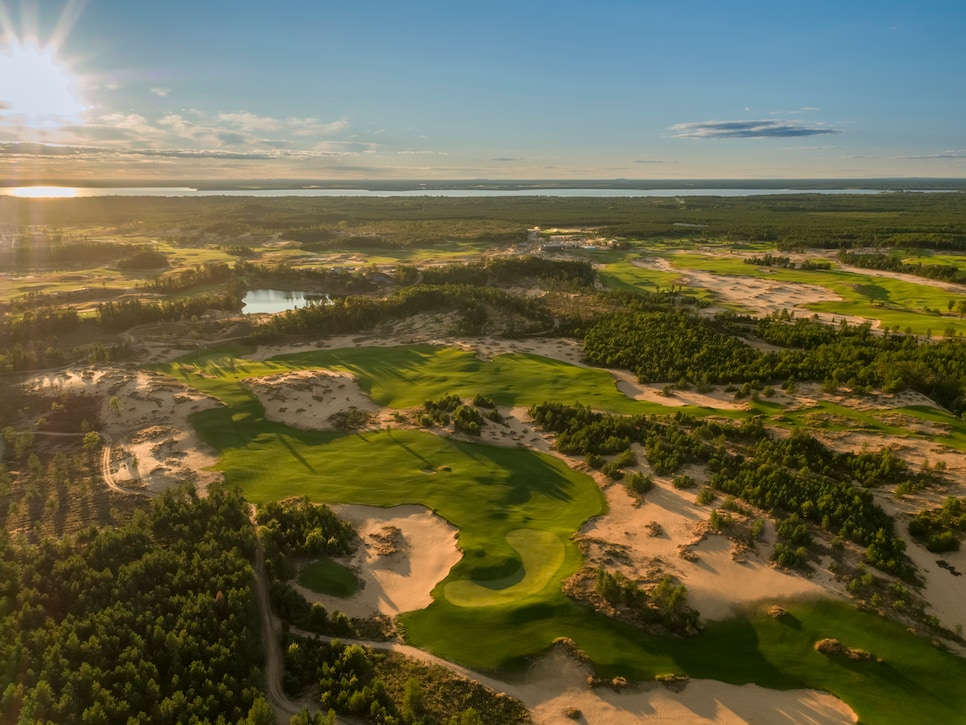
[
  {"xmin": 668, "ymin": 252, "xmax": 966, "ymax": 335},
  {"xmin": 180, "ymin": 376, "xmax": 605, "ymax": 614},
  {"xmin": 404, "ymin": 596, "xmax": 966, "ymax": 724},
  {"xmin": 298, "ymin": 558, "xmax": 360, "ymax": 598},
  {"xmin": 596, "ymin": 257, "xmax": 687, "ymax": 293},
  {"xmin": 773, "ymin": 399, "xmax": 966, "ymax": 453},
  {"xmin": 273, "ymin": 345, "xmax": 730, "ymax": 417},
  {"xmin": 162, "ymin": 343, "xmax": 966, "ymax": 722},
  {"xmin": 445, "ymin": 529, "xmax": 565, "ymax": 607}
]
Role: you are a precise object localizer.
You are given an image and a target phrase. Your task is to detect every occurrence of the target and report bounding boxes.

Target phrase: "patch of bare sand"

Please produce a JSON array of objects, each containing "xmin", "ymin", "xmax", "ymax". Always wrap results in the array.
[
  {"xmin": 643, "ymin": 254, "xmax": 874, "ymax": 328},
  {"xmin": 24, "ymin": 366, "xmax": 223, "ymax": 494},
  {"xmin": 243, "ymin": 369, "xmax": 378, "ymax": 431},
  {"xmin": 610, "ymin": 369, "xmax": 745, "ymax": 411},
  {"xmin": 871, "ymin": 485, "xmax": 966, "ymax": 636},
  {"xmin": 583, "ymin": 481, "xmax": 829, "ymax": 621},
  {"xmin": 296, "ymin": 504, "xmax": 461, "ymax": 618},
  {"xmin": 514, "ymin": 648, "xmax": 856, "ymax": 725}
]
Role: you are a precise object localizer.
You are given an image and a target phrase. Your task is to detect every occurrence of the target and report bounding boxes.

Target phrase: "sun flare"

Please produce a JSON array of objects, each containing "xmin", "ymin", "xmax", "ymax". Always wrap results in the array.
[{"xmin": 0, "ymin": 40, "xmax": 86, "ymax": 124}]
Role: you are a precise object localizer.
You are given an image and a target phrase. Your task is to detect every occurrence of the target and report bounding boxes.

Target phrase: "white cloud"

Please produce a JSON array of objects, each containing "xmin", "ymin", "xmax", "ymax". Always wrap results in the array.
[
  {"xmin": 670, "ymin": 119, "xmax": 840, "ymax": 139},
  {"xmin": 150, "ymin": 87, "xmax": 171, "ymax": 97}
]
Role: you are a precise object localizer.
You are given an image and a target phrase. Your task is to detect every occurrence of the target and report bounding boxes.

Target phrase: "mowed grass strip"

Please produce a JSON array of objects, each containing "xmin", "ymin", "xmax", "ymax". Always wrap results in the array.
[
  {"xmin": 298, "ymin": 558, "xmax": 359, "ymax": 598},
  {"xmin": 158, "ymin": 344, "xmax": 738, "ymax": 418},
  {"xmin": 185, "ymin": 394, "xmax": 604, "ymax": 619}
]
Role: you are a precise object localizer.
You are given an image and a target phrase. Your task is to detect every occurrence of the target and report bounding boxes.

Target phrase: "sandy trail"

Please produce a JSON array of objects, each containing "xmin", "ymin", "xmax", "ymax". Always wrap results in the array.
[{"xmin": 23, "ymin": 365, "xmax": 223, "ymax": 494}]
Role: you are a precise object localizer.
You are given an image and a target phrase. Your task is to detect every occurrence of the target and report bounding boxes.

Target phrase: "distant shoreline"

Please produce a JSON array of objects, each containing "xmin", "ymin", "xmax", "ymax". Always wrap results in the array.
[{"xmin": 3, "ymin": 177, "xmax": 966, "ymax": 194}]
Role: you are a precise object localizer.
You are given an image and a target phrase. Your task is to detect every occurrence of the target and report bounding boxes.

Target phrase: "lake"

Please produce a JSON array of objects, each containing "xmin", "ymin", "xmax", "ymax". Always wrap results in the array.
[
  {"xmin": 241, "ymin": 289, "xmax": 329, "ymax": 315},
  {"xmin": 0, "ymin": 186, "xmax": 941, "ymax": 199}
]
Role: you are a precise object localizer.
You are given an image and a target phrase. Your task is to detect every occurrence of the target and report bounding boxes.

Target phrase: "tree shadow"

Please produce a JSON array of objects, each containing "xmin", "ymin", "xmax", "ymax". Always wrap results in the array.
[
  {"xmin": 276, "ymin": 433, "xmax": 315, "ymax": 473},
  {"xmin": 854, "ymin": 283, "xmax": 890, "ymax": 301}
]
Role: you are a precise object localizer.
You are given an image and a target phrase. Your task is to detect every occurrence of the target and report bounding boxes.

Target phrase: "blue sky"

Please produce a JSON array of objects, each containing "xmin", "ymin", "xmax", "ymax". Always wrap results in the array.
[{"xmin": 1, "ymin": 0, "xmax": 964, "ymax": 181}]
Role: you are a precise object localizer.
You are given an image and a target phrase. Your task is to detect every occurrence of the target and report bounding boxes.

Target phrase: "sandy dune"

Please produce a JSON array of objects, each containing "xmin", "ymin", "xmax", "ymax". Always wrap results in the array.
[
  {"xmin": 583, "ymin": 480, "xmax": 830, "ymax": 621},
  {"xmin": 244, "ymin": 369, "xmax": 378, "ymax": 431},
  {"xmin": 517, "ymin": 648, "xmax": 856, "ymax": 725},
  {"xmin": 24, "ymin": 366, "xmax": 223, "ymax": 494},
  {"xmin": 295, "ymin": 504, "xmax": 462, "ymax": 618}
]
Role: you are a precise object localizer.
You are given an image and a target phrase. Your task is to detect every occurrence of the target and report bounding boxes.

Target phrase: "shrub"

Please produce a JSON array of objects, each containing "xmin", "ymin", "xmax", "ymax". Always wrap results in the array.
[
  {"xmin": 626, "ymin": 472, "xmax": 654, "ymax": 496},
  {"xmin": 672, "ymin": 474, "xmax": 696, "ymax": 490}
]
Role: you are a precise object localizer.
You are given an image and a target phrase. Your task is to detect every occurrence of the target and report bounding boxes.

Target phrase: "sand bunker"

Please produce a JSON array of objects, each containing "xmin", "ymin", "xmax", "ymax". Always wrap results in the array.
[
  {"xmin": 243, "ymin": 369, "xmax": 378, "ymax": 431},
  {"xmin": 296, "ymin": 504, "xmax": 462, "ymax": 618},
  {"xmin": 582, "ymin": 481, "xmax": 829, "ymax": 621},
  {"xmin": 513, "ymin": 647, "xmax": 856, "ymax": 725}
]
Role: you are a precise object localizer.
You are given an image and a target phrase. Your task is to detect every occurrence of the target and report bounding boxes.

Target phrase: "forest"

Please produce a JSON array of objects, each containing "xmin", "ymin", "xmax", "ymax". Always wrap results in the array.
[
  {"xmin": 3, "ymin": 191, "xmax": 966, "ymax": 723},
  {"xmin": 0, "ymin": 485, "xmax": 267, "ymax": 724}
]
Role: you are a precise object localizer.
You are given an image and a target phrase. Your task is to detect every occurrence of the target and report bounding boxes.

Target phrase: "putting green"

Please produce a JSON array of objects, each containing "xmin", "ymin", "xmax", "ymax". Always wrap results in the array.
[{"xmin": 445, "ymin": 529, "xmax": 565, "ymax": 607}]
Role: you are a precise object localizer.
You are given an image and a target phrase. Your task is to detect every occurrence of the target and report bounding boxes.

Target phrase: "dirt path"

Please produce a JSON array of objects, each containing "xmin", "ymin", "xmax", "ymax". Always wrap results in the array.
[
  {"xmin": 253, "ymin": 537, "xmax": 317, "ymax": 723},
  {"xmin": 251, "ymin": 524, "xmax": 344, "ymax": 724},
  {"xmin": 17, "ymin": 430, "xmax": 149, "ymax": 497}
]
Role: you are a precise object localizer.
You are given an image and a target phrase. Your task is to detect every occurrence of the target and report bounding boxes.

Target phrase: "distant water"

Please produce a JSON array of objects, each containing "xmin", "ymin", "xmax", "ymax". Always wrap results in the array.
[
  {"xmin": 242, "ymin": 289, "xmax": 329, "ymax": 315},
  {"xmin": 0, "ymin": 186, "xmax": 930, "ymax": 199}
]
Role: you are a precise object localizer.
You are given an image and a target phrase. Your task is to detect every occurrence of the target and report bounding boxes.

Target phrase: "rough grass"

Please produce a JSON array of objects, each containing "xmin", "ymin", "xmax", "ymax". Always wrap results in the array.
[{"xmin": 297, "ymin": 558, "xmax": 359, "ymax": 598}]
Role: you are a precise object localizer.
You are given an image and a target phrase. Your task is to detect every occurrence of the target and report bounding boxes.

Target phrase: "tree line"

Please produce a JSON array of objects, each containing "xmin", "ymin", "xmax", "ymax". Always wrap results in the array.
[
  {"xmin": 837, "ymin": 250, "xmax": 963, "ymax": 283},
  {"xmin": 584, "ymin": 310, "xmax": 966, "ymax": 415},
  {"xmin": 529, "ymin": 403, "xmax": 918, "ymax": 579}
]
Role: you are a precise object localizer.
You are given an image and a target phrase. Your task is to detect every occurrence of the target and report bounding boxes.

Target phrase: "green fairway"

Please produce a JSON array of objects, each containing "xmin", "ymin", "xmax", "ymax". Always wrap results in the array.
[
  {"xmin": 160, "ymin": 343, "xmax": 737, "ymax": 418},
  {"xmin": 445, "ymin": 529, "xmax": 565, "ymax": 607},
  {"xmin": 271, "ymin": 345, "xmax": 729, "ymax": 417},
  {"xmin": 298, "ymin": 558, "xmax": 359, "ymax": 598},
  {"xmin": 160, "ymin": 342, "xmax": 966, "ymax": 723},
  {"xmin": 668, "ymin": 252, "xmax": 966, "ymax": 336},
  {"xmin": 595, "ymin": 256, "xmax": 685, "ymax": 293}
]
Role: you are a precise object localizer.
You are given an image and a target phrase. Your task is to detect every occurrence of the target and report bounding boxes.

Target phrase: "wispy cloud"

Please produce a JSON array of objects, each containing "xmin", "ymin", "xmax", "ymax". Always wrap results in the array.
[
  {"xmin": 150, "ymin": 87, "xmax": 171, "ymax": 97},
  {"xmin": 0, "ymin": 141, "xmax": 361, "ymax": 161},
  {"xmin": 768, "ymin": 107, "xmax": 820, "ymax": 116},
  {"xmin": 901, "ymin": 150, "xmax": 966, "ymax": 159},
  {"xmin": 670, "ymin": 119, "xmax": 840, "ymax": 139},
  {"xmin": 778, "ymin": 145, "xmax": 840, "ymax": 151}
]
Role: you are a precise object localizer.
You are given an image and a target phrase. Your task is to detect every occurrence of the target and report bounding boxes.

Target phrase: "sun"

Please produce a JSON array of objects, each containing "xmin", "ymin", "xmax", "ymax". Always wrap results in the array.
[{"xmin": 0, "ymin": 39, "xmax": 86, "ymax": 124}]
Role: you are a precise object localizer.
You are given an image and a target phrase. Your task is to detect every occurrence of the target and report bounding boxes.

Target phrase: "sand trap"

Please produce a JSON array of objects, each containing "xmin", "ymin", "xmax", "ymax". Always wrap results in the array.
[
  {"xmin": 295, "ymin": 504, "xmax": 462, "ymax": 618},
  {"xmin": 611, "ymin": 369, "xmax": 745, "ymax": 411},
  {"xmin": 508, "ymin": 647, "xmax": 857, "ymax": 725},
  {"xmin": 243, "ymin": 369, "xmax": 378, "ymax": 431},
  {"xmin": 642, "ymin": 255, "xmax": 874, "ymax": 328},
  {"xmin": 582, "ymin": 481, "xmax": 829, "ymax": 621}
]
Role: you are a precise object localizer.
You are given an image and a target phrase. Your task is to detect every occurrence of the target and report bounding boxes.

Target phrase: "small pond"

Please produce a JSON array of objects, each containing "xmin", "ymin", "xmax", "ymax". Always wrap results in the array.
[{"xmin": 241, "ymin": 289, "xmax": 330, "ymax": 314}]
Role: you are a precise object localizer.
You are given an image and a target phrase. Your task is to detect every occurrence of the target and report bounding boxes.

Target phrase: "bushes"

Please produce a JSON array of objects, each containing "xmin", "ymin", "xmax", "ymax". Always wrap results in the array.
[
  {"xmin": 626, "ymin": 472, "xmax": 654, "ymax": 497},
  {"xmin": 909, "ymin": 497, "xmax": 966, "ymax": 552},
  {"xmin": 453, "ymin": 405, "xmax": 485, "ymax": 436}
]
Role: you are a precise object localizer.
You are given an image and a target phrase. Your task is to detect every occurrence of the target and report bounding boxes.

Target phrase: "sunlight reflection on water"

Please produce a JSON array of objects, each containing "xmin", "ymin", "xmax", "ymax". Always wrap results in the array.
[{"xmin": 7, "ymin": 186, "xmax": 80, "ymax": 198}]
